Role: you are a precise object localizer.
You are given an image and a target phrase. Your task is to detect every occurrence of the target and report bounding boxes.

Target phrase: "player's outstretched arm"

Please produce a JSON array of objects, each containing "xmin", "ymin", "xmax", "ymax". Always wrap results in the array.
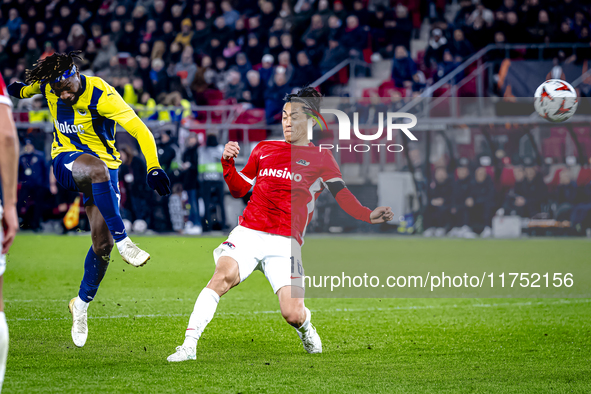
[
  {"xmin": 221, "ymin": 141, "xmax": 256, "ymax": 198},
  {"xmin": 121, "ymin": 117, "xmax": 171, "ymax": 196},
  {"xmin": 98, "ymin": 87, "xmax": 171, "ymax": 196},
  {"xmin": 0, "ymin": 103, "xmax": 19, "ymax": 253},
  {"xmin": 326, "ymin": 180, "xmax": 393, "ymax": 224},
  {"xmin": 7, "ymin": 81, "xmax": 42, "ymax": 99}
]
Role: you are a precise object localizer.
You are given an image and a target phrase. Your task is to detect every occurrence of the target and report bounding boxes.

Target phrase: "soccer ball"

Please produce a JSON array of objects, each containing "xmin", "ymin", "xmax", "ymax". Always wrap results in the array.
[{"xmin": 534, "ymin": 79, "xmax": 578, "ymax": 122}]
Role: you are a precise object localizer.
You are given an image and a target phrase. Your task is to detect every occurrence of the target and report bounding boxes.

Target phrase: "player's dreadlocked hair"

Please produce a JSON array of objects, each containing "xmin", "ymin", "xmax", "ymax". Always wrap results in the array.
[
  {"xmin": 25, "ymin": 51, "xmax": 83, "ymax": 85},
  {"xmin": 283, "ymin": 85, "xmax": 323, "ymax": 115}
]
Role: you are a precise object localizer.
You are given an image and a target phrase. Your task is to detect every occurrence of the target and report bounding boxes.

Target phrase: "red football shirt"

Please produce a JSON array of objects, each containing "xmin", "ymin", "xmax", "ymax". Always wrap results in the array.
[
  {"xmin": 222, "ymin": 140, "xmax": 372, "ymax": 244},
  {"xmin": 0, "ymin": 73, "xmax": 12, "ymax": 108}
]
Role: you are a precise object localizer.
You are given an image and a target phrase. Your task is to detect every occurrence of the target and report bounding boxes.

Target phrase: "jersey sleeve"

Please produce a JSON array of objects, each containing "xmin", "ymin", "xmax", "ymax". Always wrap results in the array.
[
  {"xmin": 322, "ymin": 151, "xmax": 372, "ymax": 223},
  {"xmin": 321, "ymin": 150, "xmax": 344, "ymax": 183},
  {"xmin": 97, "ymin": 82, "xmax": 161, "ymax": 171},
  {"xmin": 0, "ymin": 74, "xmax": 13, "ymax": 107},
  {"xmin": 96, "ymin": 83, "xmax": 137, "ymax": 126},
  {"xmin": 19, "ymin": 81, "xmax": 43, "ymax": 99},
  {"xmin": 222, "ymin": 144, "xmax": 260, "ymax": 198}
]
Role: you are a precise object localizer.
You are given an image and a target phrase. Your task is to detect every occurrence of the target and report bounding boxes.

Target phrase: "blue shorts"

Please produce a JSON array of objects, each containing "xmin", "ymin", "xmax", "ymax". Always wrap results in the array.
[{"xmin": 53, "ymin": 152, "xmax": 120, "ymax": 205}]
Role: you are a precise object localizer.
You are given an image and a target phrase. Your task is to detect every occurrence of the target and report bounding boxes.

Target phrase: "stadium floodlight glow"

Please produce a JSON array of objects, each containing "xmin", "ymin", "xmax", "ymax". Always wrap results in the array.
[{"xmin": 307, "ymin": 109, "xmax": 418, "ymax": 141}]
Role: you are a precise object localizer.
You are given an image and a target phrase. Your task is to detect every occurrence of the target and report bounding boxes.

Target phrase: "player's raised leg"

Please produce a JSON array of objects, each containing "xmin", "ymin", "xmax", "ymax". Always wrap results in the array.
[
  {"xmin": 277, "ymin": 286, "xmax": 322, "ymax": 354},
  {"xmin": 72, "ymin": 154, "xmax": 149, "ymax": 267},
  {"xmin": 68, "ymin": 204, "xmax": 113, "ymax": 347},
  {"xmin": 167, "ymin": 256, "xmax": 240, "ymax": 362}
]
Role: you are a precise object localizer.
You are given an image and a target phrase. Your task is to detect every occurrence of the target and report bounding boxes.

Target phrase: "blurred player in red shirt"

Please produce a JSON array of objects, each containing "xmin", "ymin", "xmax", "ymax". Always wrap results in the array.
[
  {"xmin": 168, "ymin": 87, "xmax": 393, "ymax": 362},
  {"xmin": 0, "ymin": 72, "xmax": 19, "ymax": 389}
]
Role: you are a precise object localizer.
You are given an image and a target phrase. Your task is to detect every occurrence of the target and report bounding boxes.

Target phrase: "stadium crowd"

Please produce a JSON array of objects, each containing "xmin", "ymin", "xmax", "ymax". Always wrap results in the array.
[
  {"xmin": 419, "ymin": 154, "xmax": 591, "ymax": 238},
  {"xmin": 1, "ymin": 0, "xmax": 591, "ymax": 121}
]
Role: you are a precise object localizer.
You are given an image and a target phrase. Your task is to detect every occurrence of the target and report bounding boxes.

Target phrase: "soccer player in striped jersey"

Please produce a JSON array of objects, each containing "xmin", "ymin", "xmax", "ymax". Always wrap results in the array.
[
  {"xmin": 7, "ymin": 52, "xmax": 171, "ymax": 348},
  {"xmin": 167, "ymin": 87, "xmax": 394, "ymax": 361}
]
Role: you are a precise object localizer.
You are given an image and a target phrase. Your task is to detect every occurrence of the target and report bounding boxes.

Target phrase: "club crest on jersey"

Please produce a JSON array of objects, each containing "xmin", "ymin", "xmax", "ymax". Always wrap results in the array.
[
  {"xmin": 296, "ymin": 159, "xmax": 310, "ymax": 166},
  {"xmin": 54, "ymin": 119, "xmax": 85, "ymax": 134},
  {"xmin": 77, "ymin": 109, "xmax": 87, "ymax": 116},
  {"xmin": 222, "ymin": 241, "xmax": 236, "ymax": 249}
]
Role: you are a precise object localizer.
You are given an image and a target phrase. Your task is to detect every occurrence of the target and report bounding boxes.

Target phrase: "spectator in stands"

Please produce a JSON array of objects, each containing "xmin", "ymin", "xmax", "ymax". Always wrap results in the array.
[
  {"xmin": 449, "ymin": 29, "xmax": 474, "ymax": 62},
  {"xmin": 387, "ymin": 5, "xmax": 413, "ymax": 53},
  {"xmin": 157, "ymin": 131, "xmax": 178, "ymax": 176},
  {"xmin": 244, "ymin": 34, "xmax": 264, "ymax": 66},
  {"xmin": 221, "ymin": 1, "xmax": 240, "ymax": 29},
  {"xmin": 523, "ymin": 160, "xmax": 548, "ymax": 214},
  {"xmin": 24, "ymin": 38, "xmax": 41, "ymax": 69},
  {"xmin": 48, "ymin": 23, "xmax": 65, "ymax": 46},
  {"xmin": 119, "ymin": 146, "xmax": 152, "ymax": 228},
  {"xmin": 174, "ymin": 46, "xmax": 198, "ymax": 88},
  {"xmin": 0, "ymin": 27, "xmax": 10, "ymax": 47},
  {"xmin": 259, "ymin": 54, "xmax": 275, "ymax": 87},
  {"xmin": 235, "ymin": 52, "xmax": 252, "ymax": 82},
  {"xmin": 225, "ymin": 70, "xmax": 245, "ymax": 100},
  {"xmin": 181, "ymin": 134, "xmax": 202, "ymax": 234},
  {"xmin": 291, "ymin": 51, "xmax": 320, "ymax": 88},
  {"xmin": 93, "ymin": 34, "xmax": 117, "ymax": 72},
  {"xmin": 469, "ymin": 166, "xmax": 495, "ymax": 237},
  {"xmin": 191, "ymin": 20, "xmax": 210, "ymax": 55},
  {"xmin": 213, "ymin": 16, "xmax": 233, "ymax": 48},
  {"xmin": 341, "ymin": 15, "xmax": 367, "ymax": 56},
  {"xmin": 6, "ymin": 9, "xmax": 22, "ymax": 37},
  {"xmin": 67, "ymin": 24, "xmax": 87, "ymax": 52},
  {"xmin": 277, "ymin": 51, "xmax": 294, "ymax": 82},
  {"xmin": 243, "ymin": 70, "xmax": 265, "ymax": 108},
  {"xmin": 199, "ymin": 134, "xmax": 226, "ymax": 231},
  {"xmin": 175, "ymin": 18, "xmax": 194, "ymax": 49},
  {"xmin": 434, "ymin": 50, "xmax": 462, "ymax": 83},
  {"xmin": 149, "ymin": 58, "xmax": 169, "ymax": 97},
  {"xmin": 450, "ymin": 158, "xmax": 472, "ymax": 236},
  {"xmin": 320, "ymin": 38, "xmax": 348, "ymax": 75},
  {"xmin": 391, "ymin": 45, "xmax": 416, "ymax": 88},
  {"xmin": 18, "ymin": 139, "xmax": 47, "ymax": 232},
  {"xmin": 425, "ymin": 28, "xmax": 449, "ymax": 68},
  {"xmin": 264, "ymin": 66, "xmax": 292, "ymax": 123},
  {"xmin": 424, "ymin": 167, "xmax": 453, "ymax": 237},
  {"xmin": 553, "ymin": 169, "xmax": 578, "ymax": 222},
  {"xmin": 190, "ymin": 56, "xmax": 214, "ymax": 105},
  {"xmin": 571, "ymin": 181, "xmax": 591, "ymax": 233},
  {"xmin": 303, "ymin": 14, "xmax": 328, "ymax": 46},
  {"xmin": 328, "ymin": 15, "xmax": 344, "ymax": 43},
  {"xmin": 266, "ymin": 35, "xmax": 283, "ymax": 61}
]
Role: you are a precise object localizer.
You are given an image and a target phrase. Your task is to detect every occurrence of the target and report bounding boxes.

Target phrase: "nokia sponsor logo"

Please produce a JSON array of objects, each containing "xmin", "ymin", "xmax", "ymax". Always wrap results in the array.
[
  {"xmin": 54, "ymin": 120, "xmax": 85, "ymax": 134},
  {"xmin": 258, "ymin": 168, "xmax": 303, "ymax": 182}
]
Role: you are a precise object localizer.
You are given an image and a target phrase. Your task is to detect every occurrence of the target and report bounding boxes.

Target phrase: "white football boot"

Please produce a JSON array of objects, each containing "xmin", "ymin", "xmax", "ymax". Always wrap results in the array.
[
  {"xmin": 167, "ymin": 345, "xmax": 197, "ymax": 362},
  {"xmin": 116, "ymin": 237, "xmax": 150, "ymax": 267},
  {"xmin": 68, "ymin": 298, "xmax": 88, "ymax": 347},
  {"xmin": 296, "ymin": 308, "xmax": 322, "ymax": 354}
]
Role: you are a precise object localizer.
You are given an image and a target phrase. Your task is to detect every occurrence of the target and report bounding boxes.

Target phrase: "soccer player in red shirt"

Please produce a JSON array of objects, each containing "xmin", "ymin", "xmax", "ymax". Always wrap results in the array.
[
  {"xmin": 168, "ymin": 87, "xmax": 393, "ymax": 361},
  {"xmin": 0, "ymin": 71, "xmax": 19, "ymax": 389}
]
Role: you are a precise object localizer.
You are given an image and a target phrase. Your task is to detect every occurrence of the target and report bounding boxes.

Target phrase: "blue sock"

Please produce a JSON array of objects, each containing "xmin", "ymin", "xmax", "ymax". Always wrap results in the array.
[
  {"xmin": 92, "ymin": 181, "xmax": 127, "ymax": 242},
  {"xmin": 79, "ymin": 246, "xmax": 110, "ymax": 302}
]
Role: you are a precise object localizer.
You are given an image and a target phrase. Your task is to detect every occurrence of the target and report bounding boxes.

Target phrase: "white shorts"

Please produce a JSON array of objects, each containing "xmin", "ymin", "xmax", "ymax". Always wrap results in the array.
[
  {"xmin": 0, "ymin": 205, "xmax": 5, "ymax": 276},
  {"xmin": 213, "ymin": 225, "xmax": 304, "ymax": 293}
]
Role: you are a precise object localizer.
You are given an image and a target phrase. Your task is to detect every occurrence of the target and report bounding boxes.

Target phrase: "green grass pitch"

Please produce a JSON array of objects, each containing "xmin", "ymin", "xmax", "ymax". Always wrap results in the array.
[{"xmin": 3, "ymin": 234, "xmax": 591, "ymax": 393}]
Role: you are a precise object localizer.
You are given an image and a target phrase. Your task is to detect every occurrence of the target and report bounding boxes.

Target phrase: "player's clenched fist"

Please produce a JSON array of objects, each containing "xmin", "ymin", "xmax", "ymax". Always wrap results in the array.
[
  {"xmin": 370, "ymin": 206, "xmax": 394, "ymax": 224},
  {"xmin": 223, "ymin": 141, "xmax": 240, "ymax": 160}
]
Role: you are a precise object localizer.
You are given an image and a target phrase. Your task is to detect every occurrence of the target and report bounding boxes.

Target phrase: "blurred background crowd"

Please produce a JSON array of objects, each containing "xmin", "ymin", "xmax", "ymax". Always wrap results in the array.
[{"xmin": 2, "ymin": 0, "xmax": 591, "ymax": 236}]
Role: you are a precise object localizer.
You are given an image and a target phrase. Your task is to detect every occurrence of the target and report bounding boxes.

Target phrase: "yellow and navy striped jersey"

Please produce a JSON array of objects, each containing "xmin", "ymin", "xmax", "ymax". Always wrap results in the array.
[{"xmin": 21, "ymin": 75, "xmax": 149, "ymax": 170}]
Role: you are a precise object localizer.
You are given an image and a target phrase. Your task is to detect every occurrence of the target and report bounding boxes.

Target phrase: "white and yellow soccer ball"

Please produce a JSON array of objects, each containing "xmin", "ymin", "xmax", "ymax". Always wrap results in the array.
[{"xmin": 534, "ymin": 79, "xmax": 578, "ymax": 122}]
